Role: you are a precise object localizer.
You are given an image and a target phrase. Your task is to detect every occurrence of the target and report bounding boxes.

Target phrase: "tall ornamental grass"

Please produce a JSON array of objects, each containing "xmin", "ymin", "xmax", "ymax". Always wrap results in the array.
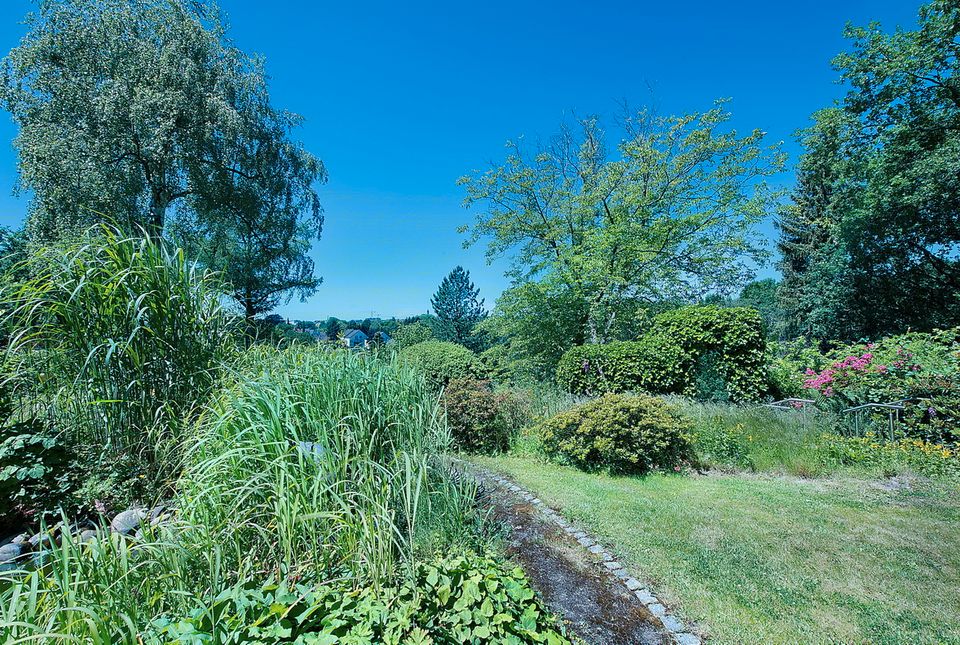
[
  {"xmin": 1, "ymin": 225, "xmax": 236, "ymax": 492},
  {"xmin": 178, "ymin": 346, "xmax": 478, "ymax": 583},
  {"xmin": 0, "ymin": 347, "xmax": 479, "ymax": 642}
]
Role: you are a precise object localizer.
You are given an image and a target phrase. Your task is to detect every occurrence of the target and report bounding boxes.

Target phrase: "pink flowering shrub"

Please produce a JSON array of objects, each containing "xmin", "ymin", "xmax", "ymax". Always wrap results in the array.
[{"xmin": 803, "ymin": 346, "xmax": 923, "ymax": 411}]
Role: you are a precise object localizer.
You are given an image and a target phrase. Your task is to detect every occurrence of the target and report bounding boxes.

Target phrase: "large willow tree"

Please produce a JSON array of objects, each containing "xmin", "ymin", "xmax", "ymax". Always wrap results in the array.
[
  {"xmin": 1, "ymin": 0, "xmax": 325, "ymax": 318},
  {"xmin": 459, "ymin": 101, "xmax": 785, "ymax": 346}
]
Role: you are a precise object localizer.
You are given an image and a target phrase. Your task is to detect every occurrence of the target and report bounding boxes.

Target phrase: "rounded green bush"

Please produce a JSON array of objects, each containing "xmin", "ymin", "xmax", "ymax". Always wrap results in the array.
[
  {"xmin": 398, "ymin": 341, "xmax": 483, "ymax": 389},
  {"xmin": 536, "ymin": 393, "xmax": 691, "ymax": 475},
  {"xmin": 441, "ymin": 378, "xmax": 512, "ymax": 454}
]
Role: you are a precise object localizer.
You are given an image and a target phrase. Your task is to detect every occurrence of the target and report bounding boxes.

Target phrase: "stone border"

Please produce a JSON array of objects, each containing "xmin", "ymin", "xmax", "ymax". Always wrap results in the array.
[{"xmin": 472, "ymin": 465, "xmax": 702, "ymax": 645}]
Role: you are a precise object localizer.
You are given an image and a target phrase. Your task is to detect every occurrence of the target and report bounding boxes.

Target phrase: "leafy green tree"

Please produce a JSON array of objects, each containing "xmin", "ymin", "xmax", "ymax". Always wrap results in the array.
[
  {"xmin": 2, "ymin": 0, "xmax": 326, "ymax": 319},
  {"xmin": 779, "ymin": 0, "xmax": 960, "ymax": 340},
  {"xmin": 323, "ymin": 317, "xmax": 345, "ymax": 339},
  {"xmin": 171, "ymin": 91, "xmax": 325, "ymax": 321},
  {"xmin": 393, "ymin": 320, "xmax": 437, "ymax": 349},
  {"xmin": 486, "ymin": 279, "xmax": 590, "ymax": 381},
  {"xmin": 430, "ymin": 266, "xmax": 486, "ymax": 344},
  {"xmin": 2, "ymin": 0, "xmax": 236, "ymax": 237},
  {"xmin": 460, "ymin": 102, "xmax": 785, "ymax": 344}
]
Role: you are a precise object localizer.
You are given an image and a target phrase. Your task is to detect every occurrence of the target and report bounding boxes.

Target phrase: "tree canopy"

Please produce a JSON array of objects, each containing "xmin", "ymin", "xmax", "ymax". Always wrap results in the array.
[
  {"xmin": 460, "ymin": 102, "xmax": 785, "ymax": 345},
  {"xmin": 2, "ymin": 0, "xmax": 325, "ymax": 319},
  {"xmin": 778, "ymin": 0, "xmax": 960, "ymax": 340}
]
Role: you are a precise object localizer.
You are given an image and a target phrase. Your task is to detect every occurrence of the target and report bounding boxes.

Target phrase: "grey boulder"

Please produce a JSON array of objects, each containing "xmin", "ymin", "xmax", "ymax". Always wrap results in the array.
[{"xmin": 110, "ymin": 509, "xmax": 147, "ymax": 535}]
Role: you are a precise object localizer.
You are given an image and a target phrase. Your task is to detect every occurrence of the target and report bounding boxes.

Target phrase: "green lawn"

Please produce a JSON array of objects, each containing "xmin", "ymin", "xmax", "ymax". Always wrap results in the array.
[{"xmin": 474, "ymin": 455, "xmax": 960, "ymax": 645}]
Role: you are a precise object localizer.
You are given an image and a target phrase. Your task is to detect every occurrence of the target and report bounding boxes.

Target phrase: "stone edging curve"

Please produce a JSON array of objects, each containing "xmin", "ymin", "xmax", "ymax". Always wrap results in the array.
[{"xmin": 467, "ymin": 463, "xmax": 703, "ymax": 645}]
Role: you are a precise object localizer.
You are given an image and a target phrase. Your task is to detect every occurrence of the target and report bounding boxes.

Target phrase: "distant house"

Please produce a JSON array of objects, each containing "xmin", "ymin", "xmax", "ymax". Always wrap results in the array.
[
  {"xmin": 341, "ymin": 329, "xmax": 368, "ymax": 348},
  {"xmin": 365, "ymin": 331, "xmax": 392, "ymax": 348}
]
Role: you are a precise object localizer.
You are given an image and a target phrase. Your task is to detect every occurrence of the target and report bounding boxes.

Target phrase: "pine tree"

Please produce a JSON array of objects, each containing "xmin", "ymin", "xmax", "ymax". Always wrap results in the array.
[
  {"xmin": 430, "ymin": 267, "xmax": 485, "ymax": 345},
  {"xmin": 775, "ymin": 109, "xmax": 853, "ymax": 340}
]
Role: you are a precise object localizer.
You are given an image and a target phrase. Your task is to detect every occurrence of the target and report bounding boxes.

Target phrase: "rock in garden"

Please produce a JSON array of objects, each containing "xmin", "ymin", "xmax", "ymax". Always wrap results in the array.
[
  {"xmin": 78, "ymin": 529, "xmax": 98, "ymax": 543},
  {"xmin": 110, "ymin": 509, "xmax": 147, "ymax": 535},
  {"xmin": 27, "ymin": 531, "xmax": 54, "ymax": 549},
  {"xmin": 295, "ymin": 441, "xmax": 326, "ymax": 461},
  {"xmin": 148, "ymin": 506, "xmax": 170, "ymax": 526},
  {"xmin": 0, "ymin": 543, "xmax": 22, "ymax": 563},
  {"xmin": 662, "ymin": 615, "xmax": 685, "ymax": 632}
]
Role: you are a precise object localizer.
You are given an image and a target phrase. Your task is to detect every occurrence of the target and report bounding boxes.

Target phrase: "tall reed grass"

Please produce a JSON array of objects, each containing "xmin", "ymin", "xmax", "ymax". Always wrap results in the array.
[
  {"xmin": 0, "ymin": 346, "xmax": 479, "ymax": 642},
  {"xmin": 1, "ymin": 225, "xmax": 236, "ymax": 493}
]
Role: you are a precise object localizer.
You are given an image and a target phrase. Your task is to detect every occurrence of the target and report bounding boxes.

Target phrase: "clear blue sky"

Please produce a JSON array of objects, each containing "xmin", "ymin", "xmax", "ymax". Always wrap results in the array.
[{"xmin": 0, "ymin": 0, "xmax": 924, "ymax": 320}]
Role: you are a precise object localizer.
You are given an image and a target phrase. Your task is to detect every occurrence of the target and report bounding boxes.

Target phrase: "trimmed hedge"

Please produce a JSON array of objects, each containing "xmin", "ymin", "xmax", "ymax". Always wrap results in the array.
[
  {"xmin": 536, "ymin": 393, "xmax": 691, "ymax": 475},
  {"xmin": 398, "ymin": 341, "xmax": 484, "ymax": 390},
  {"xmin": 557, "ymin": 305, "xmax": 766, "ymax": 403}
]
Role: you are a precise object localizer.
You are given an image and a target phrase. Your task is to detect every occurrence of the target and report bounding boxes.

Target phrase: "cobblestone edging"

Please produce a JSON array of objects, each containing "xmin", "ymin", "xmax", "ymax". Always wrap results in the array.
[{"xmin": 473, "ymin": 466, "xmax": 702, "ymax": 645}]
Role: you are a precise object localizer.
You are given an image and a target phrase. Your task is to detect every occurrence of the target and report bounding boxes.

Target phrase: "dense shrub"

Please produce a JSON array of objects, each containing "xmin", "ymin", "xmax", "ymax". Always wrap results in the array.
[
  {"xmin": 765, "ymin": 339, "xmax": 828, "ymax": 399},
  {"xmin": 536, "ymin": 393, "xmax": 691, "ymax": 475},
  {"xmin": 557, "ymin": 306, "xmax": 766, "ymax": 403},
  {"xmin": 905, "ymin": 375, "xmax": 960, "ymax": 443},
  {"xmin": 442, "ymin": 379, "xmax": 512, "ymax": 454},
  {"xmin": 150, "ymin": 551, "xmax": 570, "ymax": 644},
  {"xmin": 556, "ymin": 337, "xmax": 687, "ymax": 398},
  {"xmin": 399, "ymin": 340, "xmax": 484, "ymax": 389},
  {"xmin": 393, "ymin": 320, "xmax": 438, "ymax": 348},
  {"xmin": 798, "ymin": 329, "xmax": 960, "ymax": 442}
]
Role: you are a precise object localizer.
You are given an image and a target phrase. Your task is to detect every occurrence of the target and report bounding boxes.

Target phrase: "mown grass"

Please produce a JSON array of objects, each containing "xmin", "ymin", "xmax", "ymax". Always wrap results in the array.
[{"xmin": 475, "ymin": 455, "xmax": 960, "ymax": 645}]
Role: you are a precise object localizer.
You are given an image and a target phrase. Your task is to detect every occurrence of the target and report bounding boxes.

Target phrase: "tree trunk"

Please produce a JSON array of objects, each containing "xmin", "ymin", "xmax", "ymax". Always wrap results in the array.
[{"xmin": 148, "ymin": 192, "xmax": 167, "ymax": 237}]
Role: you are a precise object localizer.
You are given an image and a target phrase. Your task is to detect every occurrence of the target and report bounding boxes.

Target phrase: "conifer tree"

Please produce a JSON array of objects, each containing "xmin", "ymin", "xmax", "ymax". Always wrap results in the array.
[{"xmin": 430, "ymin": 266, "xmax": 485, "ymax": 345}]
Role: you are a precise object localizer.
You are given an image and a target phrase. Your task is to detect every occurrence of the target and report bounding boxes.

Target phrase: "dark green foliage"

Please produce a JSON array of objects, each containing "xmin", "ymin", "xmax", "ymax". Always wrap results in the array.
[
  {"xmin": 693, "ymin": 352, "xmax": 730, "ymax": 403},
  {"xmin": 557, "ymin": 306, "xmax": 767, "ymax": 403},
  {"xmin": 779, "ymin": 2, "xmax": 960, "ymax": 340},
  {"xmin": 441, "ymin": 379, "xmax": 512, "ymax": 454},
  {"xmin": 399, "ymin": 341, "xmax": 485, "ymax": 390},
  {"xmin": 905, "ymin": 375, "xmax": 960, "ymax": 444},
  {"xmin": 556, "ymin": 338, "xmax": 688, "ymax": 398},
  {"xmin": 150, "ymin": 551, "xmax": 570, "ymax": 644},
  {"xmin": 431, "ymin": 266, "xmax": 486, "ymax": 345},
  {"xmin": 0, "ymin": 419, "xmax": 73, "ymax": 530},
  {"xmin": 536, "ymin": 393, "xmax": 691, "ymax": 475},
  {"xmin": 736, "ymin": 278, "xmax": 785, "ymax": 339}
]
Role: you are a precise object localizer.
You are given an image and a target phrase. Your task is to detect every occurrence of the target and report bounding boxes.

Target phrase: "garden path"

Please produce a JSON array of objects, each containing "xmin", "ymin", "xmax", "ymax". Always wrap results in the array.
[{"xmin": 469, "ymin": 465, "xmax": 690, "ymax": 644}]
